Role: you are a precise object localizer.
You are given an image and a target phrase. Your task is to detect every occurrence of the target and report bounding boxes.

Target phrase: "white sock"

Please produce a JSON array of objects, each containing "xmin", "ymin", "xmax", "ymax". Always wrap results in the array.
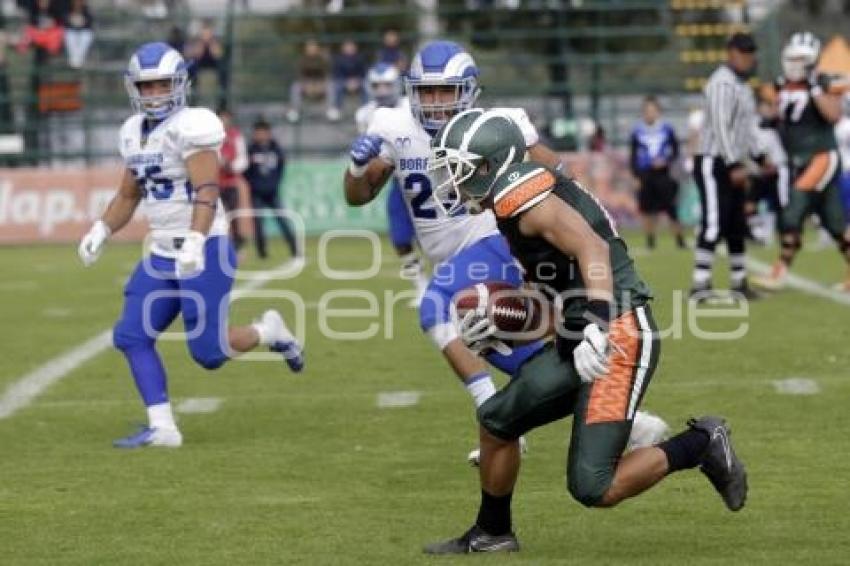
[
  {"xmin": 252, "ymin": 321, "xmax": 269, "ymax": 346},
  {"xmin": 465, "ymin": 373, "xmax": 496, "ymax": 408},
  {"xmin": 147, "ymin": 402, "xmax": 177, "ymax": 431}
]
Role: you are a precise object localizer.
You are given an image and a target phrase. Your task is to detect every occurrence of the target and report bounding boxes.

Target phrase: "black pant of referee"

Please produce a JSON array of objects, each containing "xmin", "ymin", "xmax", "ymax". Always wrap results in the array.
[{"xmin": 691, "ymin": 155, "xmax": 758, "ymax": 299}]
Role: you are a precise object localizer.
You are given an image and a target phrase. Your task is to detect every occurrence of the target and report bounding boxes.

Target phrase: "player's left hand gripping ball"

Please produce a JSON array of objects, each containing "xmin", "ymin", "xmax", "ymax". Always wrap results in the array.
[
  {"xmin": 458, "ymin": 309, "xmax": 512, "ymax": 356},
  {"xmin": 78, "ymin": 220, "xmax": 111, "ymax": 267},
  {"xmin": 573, "ymin": 323, "xmax": 609, "ymax": 383},
  {"xmin": 176, "ymin": 231, "xmax": 206, "ymax": 278}
]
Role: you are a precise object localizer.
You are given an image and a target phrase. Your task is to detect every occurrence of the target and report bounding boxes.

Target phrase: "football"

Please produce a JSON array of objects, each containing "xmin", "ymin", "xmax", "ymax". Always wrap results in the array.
[{"xmin": 453, "ymin": 281, "xmax": 544, "ymax": 337}]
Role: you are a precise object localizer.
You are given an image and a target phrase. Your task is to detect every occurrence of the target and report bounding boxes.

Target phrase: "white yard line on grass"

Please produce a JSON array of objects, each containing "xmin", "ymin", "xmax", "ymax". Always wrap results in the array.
[
  {"xmin": 772, "ymin": 378, "xmax": 821, "ymax": 395},
  {"xmin": 0, "ymin": 331, "xmax": 113, "ymax": 419},
  {"xmin": 747, "ymin": 258, "xmax": 850, "ymax": 307},
  {"xmin": 376, "ymin": 391, "xmax": 421, "ymax": 408},
  {"xmin": 176, "ymin": 397, "xmax": 223, "ymax": 414},
  {"xmin": 0, "ymin": 263, "xmax": 289, "ymax": 421}
]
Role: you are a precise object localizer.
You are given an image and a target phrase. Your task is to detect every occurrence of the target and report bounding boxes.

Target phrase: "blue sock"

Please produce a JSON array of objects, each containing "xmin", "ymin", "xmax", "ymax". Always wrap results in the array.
[
  {"xmin": 122, "ymin": 345, "xmax": 169, "ymax": 407},
  {"xmin": 485, "ymin": 340, "xmax": 546, "ymax": 377}
]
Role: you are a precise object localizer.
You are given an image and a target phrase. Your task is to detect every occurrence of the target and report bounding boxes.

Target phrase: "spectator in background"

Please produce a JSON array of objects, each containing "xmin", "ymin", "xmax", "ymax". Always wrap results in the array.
[
  {"xmin": 186, "ymin": 20, "xmax": 226, "ymax": 102},
  {"xmin": 377, "ymin": 29, "xmax": 406, "ymax": 72},
  {"xmin": 588, "ymin": 122, "xmax": 606, "ymax": 152},
  {"xmin": 287, "ymin": 39, "xmax": 330, "ymax": 123},
  {"xmin": 218, "ymin": 107, "xmax": 249, "ymax": 251},
  {"xmin": 18, "ymin": 0, "xmax": 64, "ymax": 56},
  {"xmin": 140, "ymin": 0, "xmax": 168, "ymax": 19},
  {"xmin": 629, "ymin": 96, "xmax": 686, "ymax": 250},
  {"xmin": 244, "ymin": 118, "xmax": 300, "ymax": 261},
  {"xmin": 166, "ymin": 25, "xmax": 185, "ymax": 54},
  {"xmin": 328, "ymin": 39, "xmax": 367, "ymax": 121},
  {"xmin": 63, "ymin": 0, "xmax": 93, "ymax": 69}
]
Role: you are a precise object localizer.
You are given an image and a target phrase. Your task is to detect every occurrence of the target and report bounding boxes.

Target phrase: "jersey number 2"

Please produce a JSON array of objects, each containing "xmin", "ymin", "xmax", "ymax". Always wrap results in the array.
[
  {"xmin": 405, "ymin": 172, "xmax": 460, "ymax": 218},
  {"xmin": 405, "ymin": 173, "xmax": 436, "ymax": 219}
]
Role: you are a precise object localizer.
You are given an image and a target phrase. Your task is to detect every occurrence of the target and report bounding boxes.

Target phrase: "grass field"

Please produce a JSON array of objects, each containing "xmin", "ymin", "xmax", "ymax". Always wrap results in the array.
[{"xmin": 0, "ymin": 232, "xmax": 848, "ymax": 565}]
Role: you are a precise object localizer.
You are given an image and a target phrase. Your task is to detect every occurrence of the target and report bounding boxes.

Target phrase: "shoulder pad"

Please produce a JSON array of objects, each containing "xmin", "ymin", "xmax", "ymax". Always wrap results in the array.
[
  {"xmin": 118, "ymin": 114, "xmax": 143, "ymax": 157},
  {"xmin": 492, "ymin": 162, "xmax": 556, "ymax": 219},
  {"xmin": 366, "ymin": 106, "xmax": 397, "ymax": 136},
  {"xmin": 489, "ymin": 107, "xmax": 539, "ymax": 147},
  {"xmin": 175, "ymin": 107, "xmax": 225, "ymax": 156}
]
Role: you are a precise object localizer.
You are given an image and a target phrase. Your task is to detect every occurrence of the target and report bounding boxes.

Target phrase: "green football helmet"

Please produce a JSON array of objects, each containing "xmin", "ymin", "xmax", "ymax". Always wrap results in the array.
[{"xmin": 429, "ymin": 108, "xmax": 527, "ymax": 214}]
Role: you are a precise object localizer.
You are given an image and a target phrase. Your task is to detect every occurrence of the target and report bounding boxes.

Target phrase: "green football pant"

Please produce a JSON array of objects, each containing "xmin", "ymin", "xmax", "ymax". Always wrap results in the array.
[
  {"xmin": 477, "ymin": 305, "xmax": 661, "ymax": 507},
  {"xmin": 781, "ymin": 151, "xmax": 847, "ymax": 238}
]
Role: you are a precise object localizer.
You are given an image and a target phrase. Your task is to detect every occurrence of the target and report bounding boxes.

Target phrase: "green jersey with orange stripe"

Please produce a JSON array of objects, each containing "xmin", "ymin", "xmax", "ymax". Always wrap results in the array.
[
  {"xmin": 776, "ymin": 75, "xmax": 838, "ymax": 166},
  {"xmin": 491, "ymin": 162, "xmax": 653, "ymax": 328}
]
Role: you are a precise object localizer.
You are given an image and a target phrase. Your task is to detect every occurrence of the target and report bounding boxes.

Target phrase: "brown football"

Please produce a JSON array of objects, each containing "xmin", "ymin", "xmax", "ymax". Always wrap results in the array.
[{"xmin": 453, "ymin": 281, "xmax": 543, "ymax": 337}]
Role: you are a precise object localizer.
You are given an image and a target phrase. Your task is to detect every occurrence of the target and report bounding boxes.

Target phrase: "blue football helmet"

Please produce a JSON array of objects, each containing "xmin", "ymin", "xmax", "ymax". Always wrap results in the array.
[
  {"xmin": 405, "ymin": 40, "xmax": 481, "ymax": 134},
  {"xmin": 367, "ymin": 63, "xmax": 402, "ymax": 108},
  {"xmin": 125, "ymin": 42, "xmax": 189, "ymax": 121}
]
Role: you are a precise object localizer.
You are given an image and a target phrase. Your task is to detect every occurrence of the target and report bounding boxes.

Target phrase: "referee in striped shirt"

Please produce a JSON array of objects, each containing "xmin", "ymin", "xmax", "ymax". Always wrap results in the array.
[{"xmin": 691, "ymin": 32, "xmax": 761, "ymax": 301}]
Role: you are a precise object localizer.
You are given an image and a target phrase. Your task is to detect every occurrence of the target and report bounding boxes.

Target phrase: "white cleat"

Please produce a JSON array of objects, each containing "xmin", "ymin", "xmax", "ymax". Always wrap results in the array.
[
  {"xmin": 288, "ymin": 256, "xmax": 306, "ymax": 270},
  {"xmin": 257, "ymin": 310, "xmax": 304, "ymax": 372},
  {"xmin": 468, "ymin": 436, "xmax": 528, "ymax": 467},
  {"xmin": 626, "ymin": 410, "xmax": 671, "ymax": 452},
  {"xmin": 113, "ymin": 425, "xmax": 183, "ymax": 448}
]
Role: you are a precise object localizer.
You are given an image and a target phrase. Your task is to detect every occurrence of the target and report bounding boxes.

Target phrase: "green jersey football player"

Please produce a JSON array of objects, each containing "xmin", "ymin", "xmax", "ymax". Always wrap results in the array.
[{"xmin": 422, "ymin": 109, "xmax": 749, "ymax": 555}]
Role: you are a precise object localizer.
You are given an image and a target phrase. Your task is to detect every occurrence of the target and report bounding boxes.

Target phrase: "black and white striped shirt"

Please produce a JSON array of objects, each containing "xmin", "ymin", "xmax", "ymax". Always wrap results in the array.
[{"xmin": 699, "ymin": 64, "xmax": 758, "ymax": 165}]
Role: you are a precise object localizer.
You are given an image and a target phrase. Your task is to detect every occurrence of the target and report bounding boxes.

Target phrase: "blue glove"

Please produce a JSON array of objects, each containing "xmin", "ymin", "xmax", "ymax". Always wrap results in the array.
[{"xmin": 349, "ymin": 134, "xmax": 383, "ymax": 166}]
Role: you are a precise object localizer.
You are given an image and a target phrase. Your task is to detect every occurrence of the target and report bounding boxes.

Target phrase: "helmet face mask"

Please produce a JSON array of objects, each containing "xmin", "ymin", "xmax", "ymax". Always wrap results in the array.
[
  {"xmin": 429, "ymin": 109, "xmax": 526, "ymax": 215},
  {"xmin": 429, "ymin": 146, "xmax": 485, "ymax": 215},
  {"xmin": 127, "ymin": 74, "xmax": 188, "ymax": 120},
  {"xmin": 125, "ymin": 42, "xmax": 190, "ymax": 121},
  {"xmin": 406, "ymin": 78, "xmax": 479, "ymax": 133}
]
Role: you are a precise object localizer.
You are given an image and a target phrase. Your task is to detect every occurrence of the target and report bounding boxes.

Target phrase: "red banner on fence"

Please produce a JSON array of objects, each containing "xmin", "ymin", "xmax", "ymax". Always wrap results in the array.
[{"xmin": 0, "ymin": 166, "xmax": 148, "ymax": 244}]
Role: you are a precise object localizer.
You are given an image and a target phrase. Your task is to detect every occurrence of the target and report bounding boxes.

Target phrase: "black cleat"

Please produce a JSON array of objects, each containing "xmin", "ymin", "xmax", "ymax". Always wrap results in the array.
[
  {"xmin": 423, "ymin": 525, "xmax": 520, "ymax": 555},
  {"xmin": 688, "ymin": 283, "xmax": 717, "ymax": 304},
  {"xmin": 689, "ymin": 416, "xmax": 748, "ymax": 511},
  {"xmin": 730, "ymin": 281, "xmax": 762, "ymax": 301}
]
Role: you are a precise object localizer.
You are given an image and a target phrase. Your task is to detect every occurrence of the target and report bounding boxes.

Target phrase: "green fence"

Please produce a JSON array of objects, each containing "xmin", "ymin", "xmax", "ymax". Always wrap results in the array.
[{"xmin": 282, "ymin": 159, "xmax": 389, "ymax": 235}]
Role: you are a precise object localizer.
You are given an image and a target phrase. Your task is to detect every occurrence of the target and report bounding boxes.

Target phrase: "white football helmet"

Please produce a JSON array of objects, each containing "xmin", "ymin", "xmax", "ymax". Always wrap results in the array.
[
  {"xmin": 405, "ymin": 40, "xmax": 481, "ymax": 134},
  {"xmin": 366, "ymin": 63, "xmax": 402, "ymax": 108},
  {"xmin": 125, "ymin": 42, "xmax": 190, "ymax": 120},
  {"xmin": 782, "ymin": 32, "xmax": 821, "ymax": 82}
]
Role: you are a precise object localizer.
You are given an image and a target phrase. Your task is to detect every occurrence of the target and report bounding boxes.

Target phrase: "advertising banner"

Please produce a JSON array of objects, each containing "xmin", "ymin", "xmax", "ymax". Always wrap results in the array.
[{"xmin": 0, "ymin": 153, "xmax": 695, "ymax": 245}]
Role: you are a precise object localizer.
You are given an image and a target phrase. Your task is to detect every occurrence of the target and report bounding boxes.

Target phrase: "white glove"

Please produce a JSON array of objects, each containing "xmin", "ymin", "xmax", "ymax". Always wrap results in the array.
[
  {"xmin": 458, "ymin": 309, "xmax": 513, "ymax": 356},
  {"xmin": 78, "ymin": 220, "xmax": 111, "ymax": 267},
  {"xmin": 175, "ymin": 231, "xmax": 206, "ymax": 278},
  {"xmin": 573, "ymin": 323, "xmax": 609, "ymax": 383}
]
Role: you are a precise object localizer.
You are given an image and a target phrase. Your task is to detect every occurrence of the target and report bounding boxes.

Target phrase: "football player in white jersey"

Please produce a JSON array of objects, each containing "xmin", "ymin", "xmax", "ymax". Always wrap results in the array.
[
  {"xmin": 344, "ymin": 40, "xmax": 565, "ymax": 434},
  {"xmin": 355, "ymin": 63, "xmax": 428, "ymax": 304},
  {"xmin": 77, "ymin": 42, "xmax": 304, "ymax": 448}
]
